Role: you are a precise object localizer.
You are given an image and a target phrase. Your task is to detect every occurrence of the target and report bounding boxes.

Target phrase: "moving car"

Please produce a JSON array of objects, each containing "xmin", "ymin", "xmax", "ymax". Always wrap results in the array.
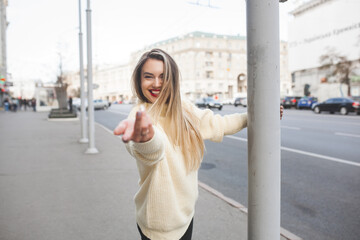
[
  {"xmin": 73, "ymin": 99, "xmax": 110, "ymax": 111},
  {"xmin": 282, "ymin": 96, "xmax": 302, "ymax": 109},
  {"xmin": 312, "ymin": 97, "xmax": 360, "ymax": 115},
  {"xmin": 195, "ymin": 97, "xmax": 223, "ymax": 110},
  {"xmin": 93, "ymin": 99, "xmax": 110, "ymax": 110},
  {"xmin": 297, "ymin": 97, "xmax": 318, "ymax": 109},
  {"xmin": 234, "ymin": 97, "xmax": 247, "ymax": 107}
]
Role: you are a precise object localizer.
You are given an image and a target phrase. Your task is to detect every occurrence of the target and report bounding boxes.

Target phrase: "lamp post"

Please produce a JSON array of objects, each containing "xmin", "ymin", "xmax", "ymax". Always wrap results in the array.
[
  {"xmin": 85, "ymin": 0, "xmax": 98, "ymax": 154},
  {"xmin": 246, "ymin": 0, "xmax": 281, "ymax": 239},
  {"xmin": 78, "ymin": 0, "xmax": 88, "ymax": 144}
]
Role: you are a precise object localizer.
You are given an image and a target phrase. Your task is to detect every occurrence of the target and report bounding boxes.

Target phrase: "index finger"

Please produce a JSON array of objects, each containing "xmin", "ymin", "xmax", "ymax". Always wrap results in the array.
[
  {"xmin": 114, "ymin": 120, "xmax": 128, "ymax": 135},
  {"xmin": 133, "ymin": 111, "xmax": 143, "ymax": 139}
]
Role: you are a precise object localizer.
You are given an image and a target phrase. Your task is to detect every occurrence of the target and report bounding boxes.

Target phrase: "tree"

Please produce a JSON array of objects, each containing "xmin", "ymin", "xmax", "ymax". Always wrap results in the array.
[
  {"xmin": 54, "ymin": 53, "xmax": 68, "ymax": 109},
  {"xmin": 319, "ymin": 48, "xmax": 358, "ymax": 97}
]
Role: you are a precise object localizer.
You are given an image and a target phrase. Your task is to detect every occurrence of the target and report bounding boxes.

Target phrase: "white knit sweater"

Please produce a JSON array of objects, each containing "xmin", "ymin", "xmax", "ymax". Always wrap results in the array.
[{"xmin": 125, "ymin": 100, "xmax": 247, "ymax": 240}]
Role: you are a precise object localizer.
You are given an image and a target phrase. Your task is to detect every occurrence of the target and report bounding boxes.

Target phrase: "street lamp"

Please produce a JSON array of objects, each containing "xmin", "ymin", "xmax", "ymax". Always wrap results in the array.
[
  {"xmin": 85, "ymin": 0, "xmax": 98, "ymax": 154},
  {"xmin": 78, "ymin": 0, "xmax": 88, "ymax": 144}
]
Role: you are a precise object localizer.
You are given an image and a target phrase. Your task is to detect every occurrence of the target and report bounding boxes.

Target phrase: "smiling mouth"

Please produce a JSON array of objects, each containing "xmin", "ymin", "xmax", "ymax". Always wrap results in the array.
[{"xmin": 149, "ymin": 90, "xmax": 160, "ymax": 97}]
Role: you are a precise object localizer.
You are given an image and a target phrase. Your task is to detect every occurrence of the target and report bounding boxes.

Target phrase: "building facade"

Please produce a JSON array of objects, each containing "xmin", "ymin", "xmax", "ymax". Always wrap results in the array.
[
  {"xmin": 288, "ymin": 0, "xmax": 360, "ymax": 101},
  {"xmin": 131, "ymin": 31, "xmax": 291, "ymax": 102},
  {"xmin": 65, "ymin": 31, "xmax": 291, "ymax": 103},
  {"xmin": 0, "ymin": 0, "xmax": 8, "ymax": 106}
]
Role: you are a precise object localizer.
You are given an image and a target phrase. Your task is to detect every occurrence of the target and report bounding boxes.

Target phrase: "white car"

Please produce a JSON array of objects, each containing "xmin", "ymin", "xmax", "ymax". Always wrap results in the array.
[
  {"xmin": 93, "ymin": 99, "xmax": 110, "ymax": 110},
  {"xmin": 73, "ymin": 98, "xmax": 110, "ymax": 110}
]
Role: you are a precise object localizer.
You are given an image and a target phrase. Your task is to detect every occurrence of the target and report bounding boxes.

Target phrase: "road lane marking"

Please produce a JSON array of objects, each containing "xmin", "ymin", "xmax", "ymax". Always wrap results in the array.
[
  {"xmin": 280, "ymin": 147, "xmax": 360, "ymax": 167},
  {"xmin": 281, "ymin": 126, "xmax": 301, "ymax": 130},
  {"xmin": 107, "ymin": 109, "xmax": 129, "ymax": 116},
  {"xmin": 198, "ymin": 181, "xmax": 303, "ymax": 240},
  {"xmin": 225, "ymin": 135, "xmax": 360, "ymax": 167},
  {"xmin": 335, "ymin": 132, "xmax": 360, "ymax": 138},
  {"xmin": 226, "ymin": 135, "xmax": 247, "ymax": 142}
]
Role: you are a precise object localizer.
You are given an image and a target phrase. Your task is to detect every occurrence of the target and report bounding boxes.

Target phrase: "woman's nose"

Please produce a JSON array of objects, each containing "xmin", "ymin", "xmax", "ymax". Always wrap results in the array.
[{"xmin": 154, "ymin": 77, "xmax": 162, "ymax": 87}]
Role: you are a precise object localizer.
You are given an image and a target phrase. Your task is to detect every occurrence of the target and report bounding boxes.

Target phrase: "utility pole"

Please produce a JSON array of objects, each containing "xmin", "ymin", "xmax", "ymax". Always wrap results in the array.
[
  {"xmin": 78, "ymin": 0, "xmax": 88, "ymax": 144},
  {"xmin": 85, "ymin": 0, "xmax": 98, "ymax": 154},
  {"xmin": 246, "ymin": 0, "xmax": 281, "ymax": 239}
]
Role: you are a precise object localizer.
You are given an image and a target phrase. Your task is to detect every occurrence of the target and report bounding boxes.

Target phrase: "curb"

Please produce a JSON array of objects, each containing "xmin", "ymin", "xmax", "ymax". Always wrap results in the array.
[{"xmin": 198, "ymin": 181, "xmax": 303, "ymax": 240}]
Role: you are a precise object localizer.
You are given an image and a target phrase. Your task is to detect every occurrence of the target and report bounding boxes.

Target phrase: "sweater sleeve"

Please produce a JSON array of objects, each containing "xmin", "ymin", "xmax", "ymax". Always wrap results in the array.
[
  {"xmin": 125, "ymin": 125, "xmax": 165, "ymax": 166},
  {"xmin": 185, "ymin": 100, "xmax": 247, "ymax": 142},
  {"xmin": 123, "ymin": 105, "xmax": 165, "ymax": 166}
]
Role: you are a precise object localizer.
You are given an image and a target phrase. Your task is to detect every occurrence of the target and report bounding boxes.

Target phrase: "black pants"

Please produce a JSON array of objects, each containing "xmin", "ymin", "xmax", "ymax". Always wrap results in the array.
[{"xmin": 137, "ymin": 218, "xmax": 194, "ymax": 240}]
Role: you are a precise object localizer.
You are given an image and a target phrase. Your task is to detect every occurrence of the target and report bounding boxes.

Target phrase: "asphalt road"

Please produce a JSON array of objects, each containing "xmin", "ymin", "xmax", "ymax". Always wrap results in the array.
[{"xmin": 94, "ymin": 104, "xmax": 360, "ymax": 240}]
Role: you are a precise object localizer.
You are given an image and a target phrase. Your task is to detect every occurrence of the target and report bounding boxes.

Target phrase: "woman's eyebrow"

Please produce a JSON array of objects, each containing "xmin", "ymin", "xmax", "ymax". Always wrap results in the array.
[{"xmin": 143, "ymin": 72, "xmax": 154, "ymax": 76}]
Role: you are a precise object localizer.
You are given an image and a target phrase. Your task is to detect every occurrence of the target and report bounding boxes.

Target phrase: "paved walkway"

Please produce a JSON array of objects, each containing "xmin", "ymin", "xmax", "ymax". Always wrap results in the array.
[{"xmin": 0, "ymin": 111, "xmax": 299, "ymax": 240}]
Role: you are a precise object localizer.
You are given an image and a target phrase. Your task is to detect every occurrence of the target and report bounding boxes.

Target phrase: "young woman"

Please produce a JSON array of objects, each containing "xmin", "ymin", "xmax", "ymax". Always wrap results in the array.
[{"xmin": 114, "ymin": 48, "xmax": 283, "ymax": 240}]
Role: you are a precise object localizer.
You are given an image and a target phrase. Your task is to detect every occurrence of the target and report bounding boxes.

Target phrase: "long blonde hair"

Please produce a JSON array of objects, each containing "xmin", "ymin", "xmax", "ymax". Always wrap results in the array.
[{"xmin": 132, "ymin": 48, "xmax": 204, "ymax": 172}]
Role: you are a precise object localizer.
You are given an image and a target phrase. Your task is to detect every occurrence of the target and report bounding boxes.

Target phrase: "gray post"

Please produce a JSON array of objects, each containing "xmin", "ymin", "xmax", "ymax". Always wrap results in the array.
[
  {"xmin": 85, "ymin": 0, "xmax": 98, "ymax": 154},
  {"xmin": 78, "ymin": 0, "xmax": 88, "ymax": 144},
  {"xmin": 246, "ymin": 0, "xmax": 281, "ymax": 239}
]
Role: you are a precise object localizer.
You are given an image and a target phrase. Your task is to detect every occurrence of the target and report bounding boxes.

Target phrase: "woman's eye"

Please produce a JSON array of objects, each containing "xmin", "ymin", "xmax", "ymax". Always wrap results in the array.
[{"xmin": 144, "ymin": 76, "xmax": 152, "ymax": 79}]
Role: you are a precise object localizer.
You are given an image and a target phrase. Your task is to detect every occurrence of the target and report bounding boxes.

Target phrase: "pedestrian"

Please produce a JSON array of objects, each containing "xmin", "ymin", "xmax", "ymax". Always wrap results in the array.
[
  {"xmin": 68, "ymin": 96, "xmax": 73, "ymax": 112},
  {"xmin": 114, "ymin": 48, "xmax": 283, "ymax": 240},
  {"xmin": 23, "ymin": 99, "xmax": 27, "ymax": 111},
  {"xmin": 12, "ymin": 98, "xmax": 18, "ymax": 112},
  {"xmin": 31, "ymin": 98, "xmax": 36, "ymax": 112},
  {"xmin": 4, "ymin": 98, "xmax": 9, "ymax": 111},
  {"xmin": 19, "ymin": 97, "xmax": 23, "ymax": 110}
]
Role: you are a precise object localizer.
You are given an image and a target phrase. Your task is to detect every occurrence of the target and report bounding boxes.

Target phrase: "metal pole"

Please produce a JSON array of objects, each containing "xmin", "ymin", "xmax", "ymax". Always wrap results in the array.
[
  {"xmin": 85, "ymin": 0, "xmax": 98, "ymax": 154},
  {"xmin": 246, "ymin": 0, "xmax": 280, "ymax": 239},
  {"xmin": 78, "ymin": 0, "xmax": 88, "ymax": 144}
]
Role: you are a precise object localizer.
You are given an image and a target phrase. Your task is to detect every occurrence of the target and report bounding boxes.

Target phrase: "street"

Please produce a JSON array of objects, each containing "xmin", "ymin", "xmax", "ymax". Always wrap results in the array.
[{"xmin": 94, "ymin": 104, "xmax": 360, "ymax": 240}]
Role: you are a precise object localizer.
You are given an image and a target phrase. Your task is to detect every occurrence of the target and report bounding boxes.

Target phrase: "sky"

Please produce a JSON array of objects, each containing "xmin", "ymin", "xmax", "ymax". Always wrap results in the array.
[{"xmin": 6, "ymin": 0, "xmax": 300, "ymax": 84}]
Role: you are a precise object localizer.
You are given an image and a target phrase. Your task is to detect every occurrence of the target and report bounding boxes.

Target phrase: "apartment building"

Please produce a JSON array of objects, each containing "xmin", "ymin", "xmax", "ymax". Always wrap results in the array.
[
  {"xmin": 288, "ymin": 0, "xmax": 360, "ymax": 100},
  {"xmin": 66, "ymin": 31, "xmax": 291, "ymax": 103}
]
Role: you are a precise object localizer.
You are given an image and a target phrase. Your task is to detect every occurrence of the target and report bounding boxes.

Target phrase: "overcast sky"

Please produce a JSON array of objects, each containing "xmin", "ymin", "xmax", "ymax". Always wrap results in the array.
[{"xmin": 6, "ymin": 0, "xmax": 298, "ymax": 83}]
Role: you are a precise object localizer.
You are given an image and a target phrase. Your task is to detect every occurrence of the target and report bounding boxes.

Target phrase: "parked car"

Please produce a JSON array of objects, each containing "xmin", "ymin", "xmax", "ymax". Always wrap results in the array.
[
  {"xmin": 297, "ymin": 97, "xmax": 318, "ymax": 109},
  {"xmin": 351, "ymin": 96, "xmax": 360, "ymax": 102},
  {"xmin": 312, "ymin": 97, "xmax": 360, "ymax": 115},
  {"xmin": 282, "ymin": 96, "xmax": 303, "ymax": 109},
  {"xmin": 221, "ymin": 98, "xmax": 234, "ymax": 105},
  {"xmin": 73, "ymin": 99, "xmax": 110, "ymax": 111},
  {"xmin": 93, "ymin": 99, "xmax": 110, "ymax": 110},
  {"xmin": 195, "ymin": 97, "xmax": 223, "ymax": 110},
  {"xmin": 234, "ymin": 97, "xmax": 247, "ymax": 107}
]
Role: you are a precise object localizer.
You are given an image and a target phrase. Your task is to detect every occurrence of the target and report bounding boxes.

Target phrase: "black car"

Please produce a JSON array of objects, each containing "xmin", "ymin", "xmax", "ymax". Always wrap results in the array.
[
  {"xmin": 312, "ymin": 97, "xmax": 360, "ymax": 115},
  {"xmin": 195, "ymin": 97, "xmax": 223, "ymax": 110},
  {"xmin": 281, "ymin": 96, "xmax": 303, "ymax": 109}
]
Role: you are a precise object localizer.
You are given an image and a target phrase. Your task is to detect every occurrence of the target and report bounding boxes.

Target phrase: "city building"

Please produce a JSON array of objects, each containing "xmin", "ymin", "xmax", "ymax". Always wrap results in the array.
[
  {"xmin": 288, "ymin": 0, "xmax": 360, "ymax": 101},
  {"xmin": 67, "ymin": 31, "xmax": 291, "ymax": 103},
  {"xmin": 0, "ymin": 0, "xmax": 9, "ymax": 106},
  {"xmin": 131, "ymin": 31, "xmax": 291, "ymax": 102}
]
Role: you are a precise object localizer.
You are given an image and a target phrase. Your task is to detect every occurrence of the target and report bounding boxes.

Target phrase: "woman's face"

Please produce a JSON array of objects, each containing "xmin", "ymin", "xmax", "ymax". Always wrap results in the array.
[{"xmin": 141, "ymin": 58, "xmax": 164, "ymax": 103}]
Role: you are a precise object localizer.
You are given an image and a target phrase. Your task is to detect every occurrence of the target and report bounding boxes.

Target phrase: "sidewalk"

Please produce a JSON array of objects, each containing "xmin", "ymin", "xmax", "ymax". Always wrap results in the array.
[{"xmin": 0, "ymin": 111, "xmax": 297, "ymax": 240}]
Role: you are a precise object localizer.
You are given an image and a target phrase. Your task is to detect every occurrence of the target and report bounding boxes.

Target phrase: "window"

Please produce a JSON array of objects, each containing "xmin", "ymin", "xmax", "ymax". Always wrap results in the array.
[
  {"xmin": 227, "ymin": 53, "xmax": 232, "ymax": 61},
  {"xmin": 206, "ymin": 71, "xmax": 214, "ymax": 79},
  {"xmin": 205, "ymin": 51, "xmax": 213, "ymax": 58}
]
